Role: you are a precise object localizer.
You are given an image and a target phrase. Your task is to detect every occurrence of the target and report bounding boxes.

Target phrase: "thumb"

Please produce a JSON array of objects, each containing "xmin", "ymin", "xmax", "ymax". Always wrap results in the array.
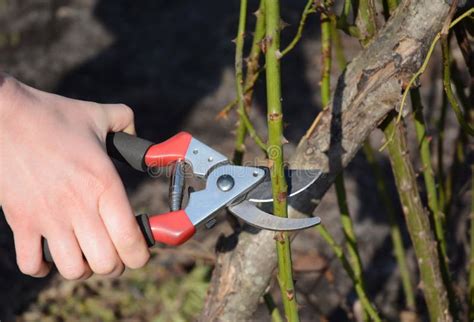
[{"xmin": 101, "ymin": 103, "xmax": 136, "ymax": 135}]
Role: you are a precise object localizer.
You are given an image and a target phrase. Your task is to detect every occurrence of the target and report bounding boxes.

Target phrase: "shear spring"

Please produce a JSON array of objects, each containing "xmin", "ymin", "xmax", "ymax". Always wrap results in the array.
[{"xmin": 169, "ymin": 160, "xmax": 186, "ymax": 211}]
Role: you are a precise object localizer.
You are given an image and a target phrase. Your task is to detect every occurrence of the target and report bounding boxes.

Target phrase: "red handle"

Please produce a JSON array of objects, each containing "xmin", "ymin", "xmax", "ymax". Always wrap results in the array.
[
  {"xmin": 144, "ymin": 132, "xmax": 192, "ymax": 168},
  {"xmin": 145, "ymin": 132, "xmax": 195, "ymax": 246},
  {"xmin": 148, "ymin": 210, "xmax": 196, "ymax": 246}
]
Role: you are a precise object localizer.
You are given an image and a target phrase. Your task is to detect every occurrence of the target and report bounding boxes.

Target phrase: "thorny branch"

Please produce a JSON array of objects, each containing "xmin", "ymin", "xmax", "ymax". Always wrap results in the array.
[
  {"xmin": 233, "ymin": 0, "xmax": 267, "ymax": 164},
  {"xmin": 318, "ymin": 2, "xmax": 380, "ymax": 319},
  {"xmin": 382, "ymin": 114, "xmax": 452, "ymax": 321},
  {"xmin": 263, "ymin": 0, "xmax": 299, "ymax": 320},
  {"xmin": 216, "ymin": 0, "xmax": 317, "ymax": 120},
  {"xmin": 200, "ymin": 1, "xmax": 453, "ymax": 320}
]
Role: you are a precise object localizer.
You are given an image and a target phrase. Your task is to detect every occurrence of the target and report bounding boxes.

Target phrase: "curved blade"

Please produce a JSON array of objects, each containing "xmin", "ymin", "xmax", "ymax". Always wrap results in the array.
[
  {"xmin": 246, "ymin": 168, "xmax": 322, "ymax": 204},
  {"xmin": 228, "ymin": 200, "xmax": 321, "ymax": 231}
]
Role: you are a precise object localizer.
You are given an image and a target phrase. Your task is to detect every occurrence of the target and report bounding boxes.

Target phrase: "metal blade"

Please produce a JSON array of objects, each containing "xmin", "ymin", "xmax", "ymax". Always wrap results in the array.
[
  {"xmin": 228, "ymin": 200, "xmax": 321, "ymax": 231},
  {"xmin": 246, "ymin": 168, "xmax": 322, "ymax": 203}
]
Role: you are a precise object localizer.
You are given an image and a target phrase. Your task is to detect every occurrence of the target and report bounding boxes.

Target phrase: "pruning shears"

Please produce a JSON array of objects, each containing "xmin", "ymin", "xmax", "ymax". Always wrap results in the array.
[{"xmin": 43, "ymin": 132, "xmax": 322, "ymax": 262}]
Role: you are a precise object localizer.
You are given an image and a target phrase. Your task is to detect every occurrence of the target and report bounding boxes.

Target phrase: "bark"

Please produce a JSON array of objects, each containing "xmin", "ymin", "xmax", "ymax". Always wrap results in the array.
[
  {"xmin": 199, "ymin": 0, "xmax": 451, "ymax": 320},
  {"xmin": 383, "ymin": 115, "xmax": 452, "ymax": 321}
]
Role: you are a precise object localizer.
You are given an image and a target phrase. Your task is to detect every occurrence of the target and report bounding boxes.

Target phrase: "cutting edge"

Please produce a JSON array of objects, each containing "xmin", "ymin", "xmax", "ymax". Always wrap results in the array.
[
  {"xmin": 228, "ymin": 200, "xmax": 321, "ymax": 231},
  {"xmin": 247, "ymin": 168, "xmax": 322, "ymax": 203}
]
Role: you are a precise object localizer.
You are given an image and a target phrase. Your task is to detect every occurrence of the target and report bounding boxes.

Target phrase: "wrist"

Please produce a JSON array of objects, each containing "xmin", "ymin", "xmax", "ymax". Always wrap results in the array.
[{"xmin": 0, "ymin": 73, "xmax": 21, "ymax": 123}]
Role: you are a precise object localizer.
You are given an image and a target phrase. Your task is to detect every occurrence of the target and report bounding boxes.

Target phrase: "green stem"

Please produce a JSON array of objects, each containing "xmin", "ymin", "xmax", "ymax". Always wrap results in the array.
[
  {"xmin": 341, "ymin": 0, "xmax": 352, "ymax": 23},
  {"xmin": 441, "ymin": 35, "xmax": 474, "ymax": 136},
  {"xmin": 240, "ymin": 114, "xmax": 268, "ymax": 152},
  {"xmin": 321, "ymin": 9, "xmax": 379, "ymax": 319},
  {"xmin": 450, "ymin": 61, "xmax": 470, "ymax": 111},
  {"xmin": 326, "ymin": 2, "xmax": 375, "ymax": 319},
  {"xmin": 410, "ymin": 91, "xmax": 458, "ymax": 318},
  {"xmin": 383, "ymin": 114, "xmax": 452, "ymax": 321},
  {"xmin": 437, "ymin": 93, "xmax": 448, "ymax": 213},
  {"xmin": 233, "ymin": 0, "xmax": 267, "ymax": 164},
  {"xmin": 442, "ymin": 35, "xmax": 470, "ymax": 225},
  {"xmin": 382, "ymin": 0, "xmax": 399, "ymax": 20},
  {"xmin": 336, "ymin": 0, "xmax": 361, "ymax": 38},
  {"xmin": 410, "ymin": 89, "xmax": 447, "ymax": 258},
  {"xmin": 454, "ymin": 22, "xmax": 474, "ymax": 110},
  {"xmin": 469, "ymin": 165, "xmax": 474, "ymax": 320},
  {"xmin": 334, "ymin": 8, "xmax": 414, "ymax": 309},
  {"xmin": 264, "ymin": 0, "xmax": 298, "ymax": 320},
  {"xmin": 335, "ymin": 175, "xmax": 380, "ymax": 321},
  {"xmin": 444, "ymin": 135, "xmax": 464, "ymax": 218},
  {"xmin": 320, "ymin": 2, "xmax": 332, "ymax": 107},
  {"xmin": 354, "ymin": 0, "xmax": 377, "ymax": 46},
  {"xmin": 217, "ymin": 0, "xmax": 316, "ymax": 119},
  {"xmin": 280, "ymin": 0, "xmax": 315, "ymax": 57},
  {"xmin": 317, "ymin": 225, "xmax": 381, "ymax": 321},
  {"xmin": 331, "ymin": 18, "xmax": 347, "ymax": 71},
  {"xmin": 362, "ymin": 142, "xmax": 416, "ymax": 311},
  {"xmin": 233, "ymin": 0, "xmax": 250, "ymax": 165},
  {"xmin": 263, "ymin": 293, "xmax": 284, "ymax": 322}
]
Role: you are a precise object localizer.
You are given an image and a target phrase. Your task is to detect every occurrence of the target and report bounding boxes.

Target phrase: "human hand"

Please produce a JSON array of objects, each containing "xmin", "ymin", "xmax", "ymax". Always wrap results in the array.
[{"xmin": 0, "ymin": 74, "xmax": 150, "ymax": 279}]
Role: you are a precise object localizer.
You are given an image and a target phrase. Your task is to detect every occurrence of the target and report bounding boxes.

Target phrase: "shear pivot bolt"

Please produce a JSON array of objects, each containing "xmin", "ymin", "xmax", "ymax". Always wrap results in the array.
[
  {"xmin": 205, "ymin": 218, "xmax": 217, "ymax": 229},
  {"xmin": 217, "ymin": 175, "xmax": 234, "ymax": 192}
]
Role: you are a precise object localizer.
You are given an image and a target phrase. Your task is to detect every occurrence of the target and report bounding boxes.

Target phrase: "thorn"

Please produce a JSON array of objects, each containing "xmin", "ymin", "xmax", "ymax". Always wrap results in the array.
[
  {"xmin": 277, "ymin": 191, "xmax": 287, "ymax": 202},
  {"xmin": 216, "ymin": 110, "xmax": 229, "ymax": 120},
  {"xmin": 267, "ymin": 159, "xmax": 274, "ymax": 168},
  {"xmin": 281, "ymin": 136, "xmax": 289, "ymax": 144},
  {"xmin": 260, "ymin": 37, "xmax": 269, "ymax": 54},
  {"xmin": 244, "ymin": 96, "xmax": 252, "ymax": 108},
  {"xmin": 273, "ymin": 231, "xmax": 285, "ymax": 243},
  {"xmin": 315, "ymin": 1, "xmax": 325, "ymax": 13},
  {"xmin": 253, "ymin": 9, "xmax": 261, "ymax": 17},
  {"xmin": 231, "ymin": 37, "xmax": 237, "ymax": 44},
  {"xmin": 275, "ymin": 50, "xmax": 283, "ymax": 59},
  {"xmin": 279, "ymin": 19, "xmax": 290, "ymax": 31},
  {"xmin": 400, "ymin": 79, "xmax": 411, "ymax": 91},
  {"xmin": 306, "ymin": 147, "xmax": 315, "ymax": 155},
  {"xmin": 268, "ymin": 112, "xmax": 282, "ymax": 121},
  {"xmin": 324, "ymin": 269, "xmax": 335, "ymax": 284},
  {"xmin": 286, "ymin": 289, "xmax": 295, "ymax": 301},
  {"xmin": 322, "ymin": 0, "xmax": 335, "ymax": 11}
]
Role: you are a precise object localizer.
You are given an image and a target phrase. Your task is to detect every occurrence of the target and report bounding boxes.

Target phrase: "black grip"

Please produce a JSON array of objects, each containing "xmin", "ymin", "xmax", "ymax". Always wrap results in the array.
[
  {"xmin": 106, "ymin": 132, "xmax": 154, "ymax": 172},
  {"xmin": 42, "ymin": 214, "xmax": 155, "ymax": 263}
]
